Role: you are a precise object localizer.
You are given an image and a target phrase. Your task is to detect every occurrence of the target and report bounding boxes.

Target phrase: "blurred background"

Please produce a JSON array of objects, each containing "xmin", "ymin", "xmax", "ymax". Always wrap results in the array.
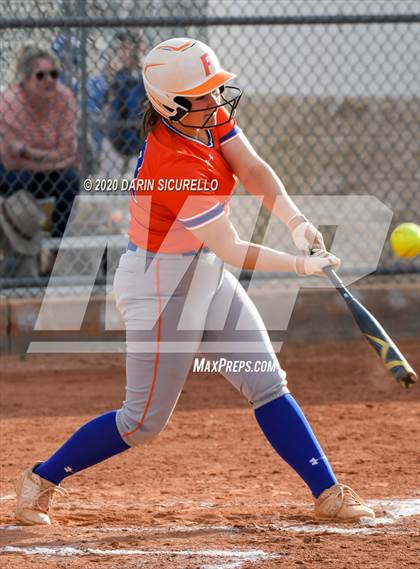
[{"xmin": 0, "ymin": 0, "xmax": 419, "ymax": 302}]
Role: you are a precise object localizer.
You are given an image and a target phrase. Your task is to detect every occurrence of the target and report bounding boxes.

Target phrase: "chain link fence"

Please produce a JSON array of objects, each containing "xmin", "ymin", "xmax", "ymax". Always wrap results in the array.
[{"xmin": 0, "ymin": 0, "xmax": 419, "ymax": 298}]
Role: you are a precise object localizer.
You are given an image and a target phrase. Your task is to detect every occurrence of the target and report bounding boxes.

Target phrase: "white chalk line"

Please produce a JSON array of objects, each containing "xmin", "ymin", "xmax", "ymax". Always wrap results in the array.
[
  {"xmin": 0, "ymin": 494, "xmax": 15, "ymax": 501},
  {"xmin": 269, "ymin": 498, "xmax": 420, "ymax": 535},
  {"xmin": 10, "ymin": 498, "xmax": 420, "ymax": 536},
  {"xmin": 1, "ymin": 498, "xmax": 419, "ymax": 564},
  {"xmin": 89, "ymin": 524, "xmax": 238, "ymax": 534},
  {"xmin": 0, "ymin": 545, "xmax": 273, "ymax": 561},
  {"xmin": 0, "ymin": 525, "xmax": 22, "ymax": 531},
  {"xmin": 273, "ymin": 523, "xmax": 411, "ymax": 536},
  {"xmin": 0, "ymin": 523, "xmax": 238, "ymax": 534},
  {"xmin": 367, "ymin": 498, "xmax": 420, "ymax": 524},
  {"xmin": 202, "ymin": 564, "xmax": 244, "ymax": 569}
]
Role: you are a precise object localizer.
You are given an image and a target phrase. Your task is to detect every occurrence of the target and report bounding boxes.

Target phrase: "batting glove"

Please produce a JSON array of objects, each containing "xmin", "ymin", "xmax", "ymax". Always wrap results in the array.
[
  {"xmin": 295, "ymin": 248, "xmax": 341, "ymax": 277},
  {"xmin": 287, "ymin": 214, "xmax": 326, "ymax": 255}
]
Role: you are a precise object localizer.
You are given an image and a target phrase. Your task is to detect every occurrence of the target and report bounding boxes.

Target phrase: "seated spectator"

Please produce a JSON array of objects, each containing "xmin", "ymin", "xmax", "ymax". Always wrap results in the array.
[
  {"xmin": 0, "ymin": 45, "xmax": 79, "ymax": 241},
  {"xmin": 107, "ymin": 32, "xmax": 147, "ymax": 159},
  {"xmin": 0, "ymin": 190, "xmax": 46, "ymax": 279}
]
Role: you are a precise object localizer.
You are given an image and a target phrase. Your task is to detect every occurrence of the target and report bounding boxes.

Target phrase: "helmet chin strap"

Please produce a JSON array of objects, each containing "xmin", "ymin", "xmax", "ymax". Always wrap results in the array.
[
  {"xmin": 169, "ymin": 85, "xmax": 243, "ymax": 129},
  {"xmin": 170, "ymin": 106, "xmax": 190, "ymax": 122},
  {"xmin": 177, "ymin": 106, "xmax": 217, "ymax": 130}
]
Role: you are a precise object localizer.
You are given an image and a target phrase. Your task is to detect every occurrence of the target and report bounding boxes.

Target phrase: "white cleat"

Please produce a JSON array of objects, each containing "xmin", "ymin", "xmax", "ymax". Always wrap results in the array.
[
  {"xmin": 314, "ymin": 483, "xmax": 375, "ymax": 521},
  {"xmin": 15, "ymin": 461, "xmax": 65, "ymax": 525}
]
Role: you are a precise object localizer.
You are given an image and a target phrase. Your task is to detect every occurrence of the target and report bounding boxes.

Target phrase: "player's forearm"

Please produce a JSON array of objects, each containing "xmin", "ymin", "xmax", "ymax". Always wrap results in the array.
[
  {"xmin": 214, "ymin": 238, "xmax": 340, "ymax": 277},
  {"xmin": 214, "ymin": 238, "xmax": 297, "ymax": 273},
  {"xmin": 194, "ymin": 215, "xmax": 297, "ymax": 273},
  {"xmin": 243, "ymin": 160, "xmax": 302, "ymax": 227}
]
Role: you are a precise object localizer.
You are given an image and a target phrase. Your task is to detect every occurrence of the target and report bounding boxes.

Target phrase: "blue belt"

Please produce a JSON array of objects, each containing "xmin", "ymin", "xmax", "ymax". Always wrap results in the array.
[{"xmin": 127, "ymin": 241, "xmax": 210, "ymax": 256}]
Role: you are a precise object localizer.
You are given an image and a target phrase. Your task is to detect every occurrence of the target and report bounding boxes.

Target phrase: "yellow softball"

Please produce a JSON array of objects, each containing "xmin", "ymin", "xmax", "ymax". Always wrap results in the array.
[{"xmin": 390, "ymin": 223, "xmax": 420, "ymax": 259}]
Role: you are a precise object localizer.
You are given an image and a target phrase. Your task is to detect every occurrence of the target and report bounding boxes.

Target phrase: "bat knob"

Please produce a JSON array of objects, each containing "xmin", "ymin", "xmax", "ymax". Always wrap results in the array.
[{"xmin": 399, "ymin": 372, "xmax": 417, "ymax": 389}]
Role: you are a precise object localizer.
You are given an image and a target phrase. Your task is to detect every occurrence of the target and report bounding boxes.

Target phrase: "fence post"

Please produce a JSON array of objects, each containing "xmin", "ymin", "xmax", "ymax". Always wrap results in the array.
[{"xmin": 77, "ymin": 0, "xmax": 89, "ymax": 181}]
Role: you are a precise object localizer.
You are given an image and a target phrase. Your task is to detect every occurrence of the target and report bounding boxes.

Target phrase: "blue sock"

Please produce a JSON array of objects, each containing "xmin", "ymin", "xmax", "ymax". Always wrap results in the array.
[
  {"xmin": 255, "ymin": 394, "xmax": 337, "ymax": 498},
  {"xmin": 34, "ymin": 411, "xmax": 130, "ymax": 485}
]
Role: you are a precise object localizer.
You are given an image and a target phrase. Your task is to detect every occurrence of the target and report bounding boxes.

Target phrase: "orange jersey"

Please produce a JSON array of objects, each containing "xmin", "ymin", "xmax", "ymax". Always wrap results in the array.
[{"xmin": 128, "ymin": 107, "xmax": 241, "ymax": 253}]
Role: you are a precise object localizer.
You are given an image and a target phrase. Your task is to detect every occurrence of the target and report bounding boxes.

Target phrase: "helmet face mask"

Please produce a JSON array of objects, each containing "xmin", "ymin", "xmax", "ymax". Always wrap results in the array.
[
  {"xmin": 143, "ymin": 38, "xmax": 242, "ymax": 129},
  {"xmin": 174, "ymin": 85, "xmax": 242, "ymax": 129}
]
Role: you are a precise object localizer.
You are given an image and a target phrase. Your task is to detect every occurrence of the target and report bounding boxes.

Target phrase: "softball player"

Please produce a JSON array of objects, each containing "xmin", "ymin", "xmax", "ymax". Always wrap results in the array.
[{"xmin": 16, "ymin": 38, "xmax": 375, "ymax": 525}]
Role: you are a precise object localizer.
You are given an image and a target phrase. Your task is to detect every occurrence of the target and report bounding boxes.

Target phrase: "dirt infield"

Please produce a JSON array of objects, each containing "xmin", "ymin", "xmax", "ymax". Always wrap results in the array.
[{"xmin": 1, "ymin": 339, "xmax": 419, "ymax": 568}]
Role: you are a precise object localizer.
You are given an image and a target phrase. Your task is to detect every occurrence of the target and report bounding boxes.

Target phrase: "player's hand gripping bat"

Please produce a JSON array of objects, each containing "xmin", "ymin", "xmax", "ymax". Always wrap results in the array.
[{"xmin": 323, "ymin": 266, "xmax": 417, "ymax": 389}]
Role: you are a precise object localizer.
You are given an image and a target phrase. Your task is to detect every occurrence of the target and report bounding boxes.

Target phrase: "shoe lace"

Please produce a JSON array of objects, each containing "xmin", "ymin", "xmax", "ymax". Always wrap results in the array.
[
  {"xmin": 340, "ymin": 485, "xmax": 363, "ymax": 506},
  {"xmin": 36, "ymin": 484, "xmax": 67, "ymax": 514}
]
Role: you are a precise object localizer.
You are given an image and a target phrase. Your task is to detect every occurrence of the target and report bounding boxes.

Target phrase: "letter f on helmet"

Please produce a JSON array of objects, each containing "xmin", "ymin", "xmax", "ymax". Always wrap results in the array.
[
  {"xmin": 142, "ymin": 37, "xmax": 242, "ymax": 127},
  {"xmin": 200, "ymin": 52, "xmax": 212, "ymax": 76}
]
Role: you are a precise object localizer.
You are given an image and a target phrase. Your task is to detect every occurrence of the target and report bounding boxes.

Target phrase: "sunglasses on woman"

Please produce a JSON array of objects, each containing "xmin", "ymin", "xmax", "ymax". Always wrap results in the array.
[{"xmin": 35, "ymin": 69, "xmax": 59, "ymax": 81}]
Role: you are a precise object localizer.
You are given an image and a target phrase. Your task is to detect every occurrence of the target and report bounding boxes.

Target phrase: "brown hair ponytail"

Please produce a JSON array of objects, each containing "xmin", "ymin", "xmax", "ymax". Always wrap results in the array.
[{"xmin": 141, "ymin": 99, "xmax": 160, "ymax": 138}]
